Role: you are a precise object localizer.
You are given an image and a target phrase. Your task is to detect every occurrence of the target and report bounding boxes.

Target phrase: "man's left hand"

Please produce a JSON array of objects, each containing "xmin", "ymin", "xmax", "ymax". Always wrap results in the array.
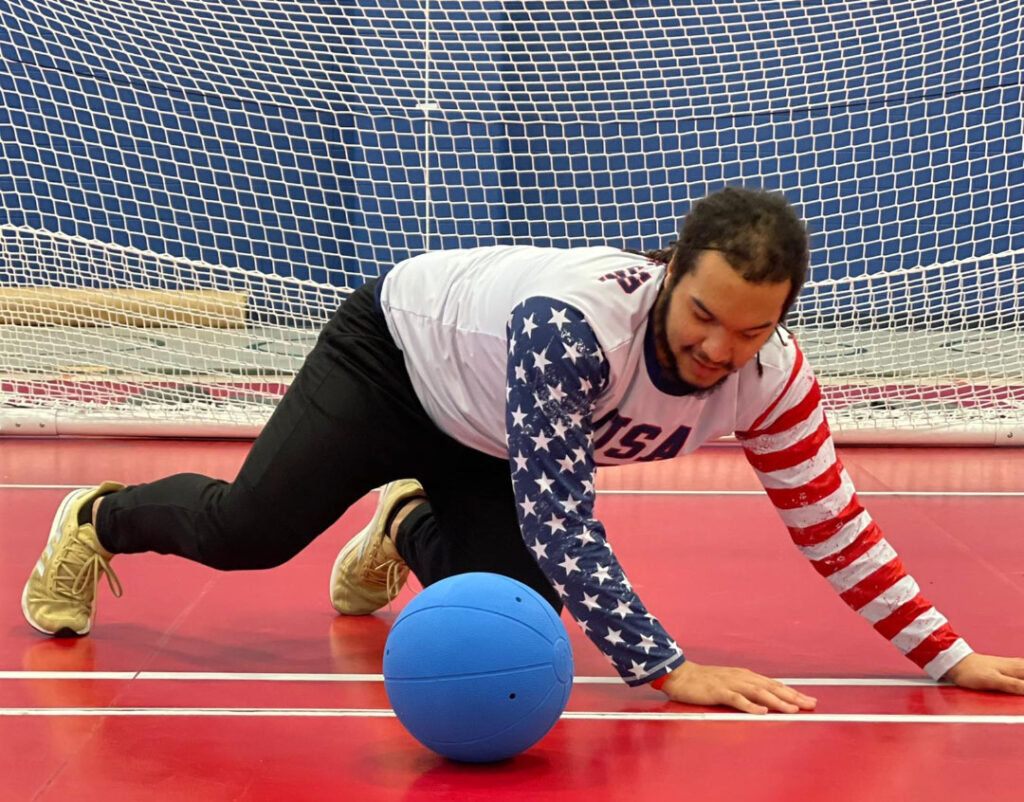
[{"xmin": 943, "ymin": 653, "xmax": 1024, "ymax": 694}]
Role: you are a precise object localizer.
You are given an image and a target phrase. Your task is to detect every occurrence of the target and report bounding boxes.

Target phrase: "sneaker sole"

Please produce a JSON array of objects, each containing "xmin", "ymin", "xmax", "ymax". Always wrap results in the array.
[{"xmin": 21, "ymin": 488, "xmax": 92, "ymax": 637}]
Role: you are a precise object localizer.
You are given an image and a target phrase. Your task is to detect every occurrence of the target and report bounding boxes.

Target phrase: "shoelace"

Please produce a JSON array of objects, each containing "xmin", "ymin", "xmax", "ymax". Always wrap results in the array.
[
  {"xmin": 54, "ymin": 537, "xmax": 123, "ymax": 608},
  {"xmin": 352, "ymin": 516, "xmax": 411, "ymax": 612},
  {"xmin": 381, "ymin": 559, "xmax": 407, "ymax": 603},
  {"xmin": 364, "ymin": 557, "xmax": 408, "ymax": 597}
]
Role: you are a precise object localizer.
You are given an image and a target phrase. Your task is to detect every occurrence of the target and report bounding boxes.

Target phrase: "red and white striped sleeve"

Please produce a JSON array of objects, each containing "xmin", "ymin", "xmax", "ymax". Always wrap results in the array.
[{"xmin": 735, "ymin": 344, "xmax": 973, "ymax": 680}]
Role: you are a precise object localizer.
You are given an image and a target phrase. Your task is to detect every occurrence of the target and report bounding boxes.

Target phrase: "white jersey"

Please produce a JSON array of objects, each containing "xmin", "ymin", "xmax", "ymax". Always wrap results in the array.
[
  {"xmin": 381, "ymin": 245, "xmax": 787, "ymax": 461},
  {"xmin": 378, "ymin": 245, "xmax": 970, "ymax": 686}
]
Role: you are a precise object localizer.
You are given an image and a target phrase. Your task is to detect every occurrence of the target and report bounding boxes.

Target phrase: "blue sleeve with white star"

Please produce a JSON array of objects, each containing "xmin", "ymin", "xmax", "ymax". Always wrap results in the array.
[{"xmin": 505, "ymin": 296, "xmax": 686, "ymax": 687}]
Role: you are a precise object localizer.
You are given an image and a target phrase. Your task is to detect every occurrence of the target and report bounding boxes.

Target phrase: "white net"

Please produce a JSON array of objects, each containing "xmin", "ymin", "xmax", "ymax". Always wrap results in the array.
[{"xmin": 0, "ymin": 0, "xmax": 1021, "ymax": 442}]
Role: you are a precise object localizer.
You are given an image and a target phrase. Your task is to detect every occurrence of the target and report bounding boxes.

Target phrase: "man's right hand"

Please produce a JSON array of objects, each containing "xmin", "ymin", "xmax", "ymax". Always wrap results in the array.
[{"xmin": 657, "ymin": 660, "xmax": 818, "ymax": 715}]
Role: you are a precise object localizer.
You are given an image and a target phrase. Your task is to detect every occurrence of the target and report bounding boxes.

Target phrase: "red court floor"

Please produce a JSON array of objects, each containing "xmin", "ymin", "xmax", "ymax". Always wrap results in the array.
[{"xmin": 1, "ymin": 439, "xmax": 1023, "ymax": 801}]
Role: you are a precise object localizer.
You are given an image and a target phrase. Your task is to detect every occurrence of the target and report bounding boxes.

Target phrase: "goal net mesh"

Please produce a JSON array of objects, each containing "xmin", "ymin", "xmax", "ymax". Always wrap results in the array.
[{"xmin": 1, "ymin": 0, "xmax": 1021, "ymax": 441}]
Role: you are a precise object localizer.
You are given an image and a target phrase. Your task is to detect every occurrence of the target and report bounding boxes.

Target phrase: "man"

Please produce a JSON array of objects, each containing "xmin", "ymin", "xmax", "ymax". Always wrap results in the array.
[{"xmin": 22, "ymin": 187, "xmax": 1024, "ymax": 714}]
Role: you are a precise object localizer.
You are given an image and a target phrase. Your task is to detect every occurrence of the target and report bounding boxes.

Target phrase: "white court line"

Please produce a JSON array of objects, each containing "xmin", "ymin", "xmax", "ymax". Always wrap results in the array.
[
  {"xmin": 0, "ymin": 671, "xmax": 943, "ymax": 687},
  {"xmin": 0, "ymin": 707, "xmax": 1020, "ymax": 724},
  {"xmin": 1, "ymin": 483, "xmax": 1022, "ymax": 497}
]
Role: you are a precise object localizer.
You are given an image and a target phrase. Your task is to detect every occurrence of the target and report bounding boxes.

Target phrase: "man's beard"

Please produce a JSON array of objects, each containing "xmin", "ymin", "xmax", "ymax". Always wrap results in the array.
[{"xmin": 651, "ymin": 282, "xmax": 732, "ymax": 399}]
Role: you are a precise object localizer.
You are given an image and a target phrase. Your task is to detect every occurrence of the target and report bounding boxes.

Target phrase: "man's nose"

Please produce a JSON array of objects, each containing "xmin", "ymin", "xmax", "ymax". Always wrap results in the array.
[{"xmin": 702, "ymin": 333, "xmax": 733, "ymax": 366}]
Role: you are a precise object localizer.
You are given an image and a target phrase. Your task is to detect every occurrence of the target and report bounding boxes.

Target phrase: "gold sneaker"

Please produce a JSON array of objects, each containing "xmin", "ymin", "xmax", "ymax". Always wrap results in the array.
[
  {"xmin": 330, "ymin": 479, "xmax": 425, "ymax": 615},
  {"xmin": 22, "ymin": 482, "xmax": 125, "ymax": 637}
]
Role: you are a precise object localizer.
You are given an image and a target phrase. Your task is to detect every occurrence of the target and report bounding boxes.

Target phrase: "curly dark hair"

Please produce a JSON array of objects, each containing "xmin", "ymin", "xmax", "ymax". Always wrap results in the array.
[{"xmin": 646, "ymin": 186, "xmax": 809, "ymax": 321}]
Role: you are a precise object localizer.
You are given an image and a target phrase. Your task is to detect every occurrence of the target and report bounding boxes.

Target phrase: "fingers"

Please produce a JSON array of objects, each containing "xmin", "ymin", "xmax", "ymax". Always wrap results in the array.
[
  {"xmin": 725, "ymin": 691, "xmax": 769, "ymax": 716},
  {"xmin": 662, "ymin": 663, "xmax": 819, "ymax": 715},
  {"xmin": 746, "ymin": 682, "xmax": 819, "ymax": 714},
  {"xmin": 724, "ymin": 678, "xmax": 817, "ymax": 715},
  {"xmin": 745, "ymin": 686, "xmax": 798, "ymax": 714},
  {"xmin": 990, "ymin": 673, "xmax": 1024, "ymax": 695},
  {"xmin": 951, "ymin": 655, "xmax": 1024, "ymax": 694},
  {"xmin": 999, "ymin": 658, "xmax": 1024, "ymax": 681},
  {"xmin": 766, "ymin": 680, "xmax": 818, "ymax": 710}
]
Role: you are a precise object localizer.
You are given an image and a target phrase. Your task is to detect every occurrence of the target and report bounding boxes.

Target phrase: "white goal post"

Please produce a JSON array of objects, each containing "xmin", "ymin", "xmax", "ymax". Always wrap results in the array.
[{"xmin": 0, "ymin": 1, "xmax": 1021, "ymax": 444}]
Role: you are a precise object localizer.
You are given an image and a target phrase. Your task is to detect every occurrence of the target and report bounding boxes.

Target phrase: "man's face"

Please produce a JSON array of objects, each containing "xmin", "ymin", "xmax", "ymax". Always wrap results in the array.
[{"xmin": 653, "ymin": 250, "xmax": 791, "ymax": 392}]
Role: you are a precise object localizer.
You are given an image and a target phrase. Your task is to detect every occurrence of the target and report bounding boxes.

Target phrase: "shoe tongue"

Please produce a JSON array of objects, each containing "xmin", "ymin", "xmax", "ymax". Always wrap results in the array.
[{"xmin": 78, "ymin": 524, "xmax": 114, "ymax": 560}]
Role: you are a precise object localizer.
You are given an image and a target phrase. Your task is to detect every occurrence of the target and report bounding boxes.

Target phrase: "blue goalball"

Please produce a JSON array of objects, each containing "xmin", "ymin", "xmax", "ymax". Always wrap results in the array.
[{"xmin": 382, "ymin": 572, "xmax": 574, "ymax": 763}]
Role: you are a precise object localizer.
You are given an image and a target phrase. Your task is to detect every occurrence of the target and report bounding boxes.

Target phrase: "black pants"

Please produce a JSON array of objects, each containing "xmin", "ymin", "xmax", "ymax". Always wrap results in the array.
[{"xmin": 97, "ymin": 281, "xmax": 561, "ymax": 612}]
